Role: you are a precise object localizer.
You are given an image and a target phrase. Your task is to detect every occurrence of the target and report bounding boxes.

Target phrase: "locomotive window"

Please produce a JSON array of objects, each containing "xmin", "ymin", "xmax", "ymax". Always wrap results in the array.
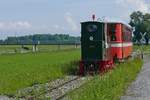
[{"xmin": 87, "ymin": 24, "xmax": 97, "ymax": 32}]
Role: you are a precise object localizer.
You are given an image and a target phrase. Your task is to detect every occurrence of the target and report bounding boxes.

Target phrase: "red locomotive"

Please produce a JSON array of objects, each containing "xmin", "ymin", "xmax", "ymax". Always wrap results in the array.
[{"xmin": 79, "ymin": 20, "xmax": 132, "ymax": 75}]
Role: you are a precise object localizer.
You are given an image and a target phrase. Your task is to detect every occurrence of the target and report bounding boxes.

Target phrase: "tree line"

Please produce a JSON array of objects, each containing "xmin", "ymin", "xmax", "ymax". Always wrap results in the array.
[
  {"xmin": 0, "ymin": 34, "xmax": 81, "ymax": 45},
  {"xmin": 129, "ymin": 11, "xmax": 150, "ymax": 45}
]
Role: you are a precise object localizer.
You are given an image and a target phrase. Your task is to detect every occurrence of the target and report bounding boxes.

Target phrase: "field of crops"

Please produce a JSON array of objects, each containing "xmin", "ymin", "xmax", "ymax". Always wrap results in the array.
[{"xmin": 0, "ymin": 49, "xmax": 80, "ymax": 95}]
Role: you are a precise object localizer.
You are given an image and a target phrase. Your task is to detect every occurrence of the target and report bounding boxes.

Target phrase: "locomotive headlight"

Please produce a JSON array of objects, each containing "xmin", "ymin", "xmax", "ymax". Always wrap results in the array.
[{"xmin": 89, "ymin": 36, "xmax": 94, "ymax": 41}]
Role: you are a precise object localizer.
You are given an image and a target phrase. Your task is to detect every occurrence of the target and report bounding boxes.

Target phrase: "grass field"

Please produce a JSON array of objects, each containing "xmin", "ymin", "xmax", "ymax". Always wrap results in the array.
[
  {"xmin": 0, "ymin": 44, "xmax": 149, "ymax": 54},
  {"xmin": 68, "ymin": 58, "xmax": 143, "ymax": 100},
  {"xmin": 0, "ymin": 49, "xmax": 80, "ymax": 95},
  {"xmin": 0, "ymin": 45, "xmax": 79, "ymax": 54},
  {"xmin": 133, "ymin": 45, "xmax": 150, "ymax": 52},
  {"xmin": 0, "ymin": 44, "xmax": 147, "ymax": 97}
]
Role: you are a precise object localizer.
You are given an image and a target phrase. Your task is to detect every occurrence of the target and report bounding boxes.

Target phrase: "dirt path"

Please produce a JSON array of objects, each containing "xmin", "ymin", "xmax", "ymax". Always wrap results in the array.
[{"xmin": 121, "ymin": 55, "xmax": 150, "ymax": 100}]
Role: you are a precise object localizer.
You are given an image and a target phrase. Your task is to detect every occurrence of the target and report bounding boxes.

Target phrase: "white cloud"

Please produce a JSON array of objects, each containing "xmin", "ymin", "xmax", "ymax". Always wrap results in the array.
[
  {"xmin": 0, "ymin": 21, "xmax": 32, "ymax": 30},
  {"xmin": 116, "ymin": 0, "xmax": 150, "ymax": 13},
  {"xmin": 0, "ymin": 23, "xmax": 4, "ymax": 28},
  {"xmin": 51, "ymin": 25, "xmax": 66, "ymax": 31},
  {"xmin": 53, "ymin": 25, "xmax": 60, "ymax": 29},
  {"xmin": 64, "ymin": 12, "xmax": 78, "ymax": 31}
]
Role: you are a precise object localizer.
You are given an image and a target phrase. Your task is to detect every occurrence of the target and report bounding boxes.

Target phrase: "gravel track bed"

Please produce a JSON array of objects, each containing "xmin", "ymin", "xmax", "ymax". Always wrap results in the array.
[
  {"xmin": 0, "ymin": 75, "xmax": 91, "ymax": 100},
  {"xmin": 45, "ymin": 76, "xmax": 91, "ymax": 100}
]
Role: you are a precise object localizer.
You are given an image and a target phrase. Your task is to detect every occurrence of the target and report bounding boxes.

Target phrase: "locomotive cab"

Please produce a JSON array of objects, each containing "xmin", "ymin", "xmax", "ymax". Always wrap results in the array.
[{"xmin": 80, "ymin": 21, "xmax": 113, "ymax": 75}]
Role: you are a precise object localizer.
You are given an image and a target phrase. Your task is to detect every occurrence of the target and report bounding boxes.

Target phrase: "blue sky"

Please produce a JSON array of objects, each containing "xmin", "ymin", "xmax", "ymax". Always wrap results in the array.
[{"xmin": 0, "ymin": 0, "xmax": 150, "ymax": 39}]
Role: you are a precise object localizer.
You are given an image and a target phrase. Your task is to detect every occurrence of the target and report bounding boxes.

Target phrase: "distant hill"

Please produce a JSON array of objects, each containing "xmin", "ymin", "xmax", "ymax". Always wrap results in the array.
[{"xmin": 0, "ymin": 34, "xmax": 81, "ymax": 45}]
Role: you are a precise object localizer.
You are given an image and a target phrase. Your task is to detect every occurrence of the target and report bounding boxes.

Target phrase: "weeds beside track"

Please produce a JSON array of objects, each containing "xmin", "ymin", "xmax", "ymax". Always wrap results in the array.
[{"xmin": 68, "ymin": 57, "xmax": 143, "ymax": 100}]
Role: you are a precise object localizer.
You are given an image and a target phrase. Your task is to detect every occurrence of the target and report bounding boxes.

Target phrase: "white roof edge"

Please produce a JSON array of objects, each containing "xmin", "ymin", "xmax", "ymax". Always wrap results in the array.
[{"xmin": 97, "ymin": 19, "xmax": 132, "ymax": 28}]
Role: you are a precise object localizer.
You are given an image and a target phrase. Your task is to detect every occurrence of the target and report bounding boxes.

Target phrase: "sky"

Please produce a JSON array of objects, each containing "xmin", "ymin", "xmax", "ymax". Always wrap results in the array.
[{"xmin": 0, "ymin": 0, "xmax": 150, "ymax": 39}]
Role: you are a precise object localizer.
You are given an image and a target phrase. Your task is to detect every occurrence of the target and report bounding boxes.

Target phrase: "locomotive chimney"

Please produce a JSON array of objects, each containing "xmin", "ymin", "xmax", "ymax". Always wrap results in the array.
[{"xmin": 92, "ymin": 14, "xmax": 96, "ymax": 21}]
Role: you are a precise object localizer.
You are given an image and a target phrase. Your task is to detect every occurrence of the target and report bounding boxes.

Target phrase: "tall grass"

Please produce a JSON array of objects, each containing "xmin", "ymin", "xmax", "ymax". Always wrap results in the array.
[
  {"xmin": 0, "ymin": 49, "xmax": 80, "ymax": 95},
  {"xmin": 69, "ymin": 58, "xmax": 143, "ymax": 100}
]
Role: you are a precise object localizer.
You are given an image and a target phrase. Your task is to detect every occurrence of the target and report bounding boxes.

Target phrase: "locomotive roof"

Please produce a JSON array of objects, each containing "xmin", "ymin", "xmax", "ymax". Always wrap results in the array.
[
  {"xmin": 81, "ymin": 21, "xmax": 132, "ymax": 29},
  {"xmin": 106, "ymin": 21, "xmax": 132, "ymax": 28}
]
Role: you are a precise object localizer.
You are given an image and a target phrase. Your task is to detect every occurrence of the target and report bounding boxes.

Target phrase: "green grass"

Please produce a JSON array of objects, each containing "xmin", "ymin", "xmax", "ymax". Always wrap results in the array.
[
  {"xmin": 133, "ymin": 45, "xmax": 150, "ymax": 52},
  {"xmin": 0, "ymin": 44, "xmax": 145, "ymax": 97},
  {"xmin": 68, "ymin": 58, "xmax": 143, "ymax": 100},
  {"xmin": 0, "ymin": 45, "xmax": 79, "ymax": 54},
  {"xmin": 0, "ymin": 49, "xmax": 80, "ymax": 95}
]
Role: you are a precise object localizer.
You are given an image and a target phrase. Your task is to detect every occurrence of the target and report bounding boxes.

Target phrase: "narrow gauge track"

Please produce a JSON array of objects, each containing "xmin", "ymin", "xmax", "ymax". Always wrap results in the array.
[{"xmin": 24, "ymin": 76, "xmax": 90, "ymax": 100}]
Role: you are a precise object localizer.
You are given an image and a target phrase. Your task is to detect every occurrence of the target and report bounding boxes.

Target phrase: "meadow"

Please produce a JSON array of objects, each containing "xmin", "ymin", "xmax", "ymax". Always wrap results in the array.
[
  {"xmin": 0, "ymin": 49, "xmax": 80, "ymax": 95},
  {"xmin": 0, "ymin": 44, "xmax": 146, "ymax": 97}
]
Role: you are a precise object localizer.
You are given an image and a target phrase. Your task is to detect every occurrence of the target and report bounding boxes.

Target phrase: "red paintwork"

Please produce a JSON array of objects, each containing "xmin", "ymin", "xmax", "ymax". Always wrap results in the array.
[
  {"xmin": 98, "ymin": 60, "xmax": 114, "ymax": 73},
  {"xmin": 111, "ymin": 46, "xmax": 132, "ymax": 60},
  {"xmin": 115, "ymin": 24, "xmax": 122, "ymax": 42},
  {"xmin": 111, "ymin": 23, "xmax": 132, "ymax": 60},
  {"xmin": 79, "ymin": 60, "xmax": 114, "ymax": 75},
  {"xmin": 79, "ymin": 60, "xmax": 84, "ymax": 75},
  {"xmin": 123, "ymin": 45, "xmax": 132, "ymax": 58},
  {"xmin": 111, "ymin": 47, "xmax": 123, "ymax": 59}
]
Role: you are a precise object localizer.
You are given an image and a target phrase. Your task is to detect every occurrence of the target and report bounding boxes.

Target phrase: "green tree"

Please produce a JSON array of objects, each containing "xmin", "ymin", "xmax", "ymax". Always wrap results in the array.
[
  {"xmin": 143, "ymin": 13, "xmax": 150, "ymax": 45},
  {"xmin": 129, "ymin": 11, "xmax": 150, "ymax": 45},
  {"xmin": 129, "ymin": 11, "xmax": 144, "ymax": 44}
]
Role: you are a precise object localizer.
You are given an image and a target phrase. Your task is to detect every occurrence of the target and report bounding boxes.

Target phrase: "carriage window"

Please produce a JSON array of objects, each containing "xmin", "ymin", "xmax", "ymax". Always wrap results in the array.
[
  {"xmin": 123, "ymin": 26, "xmax": 132, "ymax": 41},
  {"xmin": 107, "ymin": 24, "xmax": 116, "ymax": 41},
  {"xmin": 87, "ymin": 24, "xmax": 97, "ymax": 32},
  {"xmin": 109, "ymin": 24, "xmax": 116, "ymax": 33},
  {"xmin": 111, "ymin": 33, "xmax": 116, "ymax": 41}
]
